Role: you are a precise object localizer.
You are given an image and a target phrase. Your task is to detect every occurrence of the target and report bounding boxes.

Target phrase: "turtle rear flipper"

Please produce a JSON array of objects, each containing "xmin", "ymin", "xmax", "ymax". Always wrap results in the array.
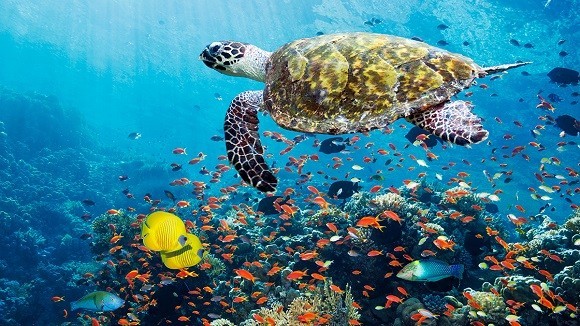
[
  {"xmin": 407, "ymin": 100, "xmax": 489, "ymax": 146},
  {"xmin": 224, "ymin": 91, "xmax": 277, "ymax": 192}
]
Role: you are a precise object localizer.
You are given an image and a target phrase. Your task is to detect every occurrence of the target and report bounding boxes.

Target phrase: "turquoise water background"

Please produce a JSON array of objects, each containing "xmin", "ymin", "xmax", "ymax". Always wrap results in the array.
[{"xmin": 0, "ymin": 1, "xmax": 578, "ymax": 324}]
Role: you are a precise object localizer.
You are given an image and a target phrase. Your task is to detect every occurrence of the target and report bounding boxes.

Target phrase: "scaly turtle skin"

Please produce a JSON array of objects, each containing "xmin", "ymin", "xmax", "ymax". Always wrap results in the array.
[{"xmin": 200, "ymin": 32, "xmax": 529, "ymax": 192}]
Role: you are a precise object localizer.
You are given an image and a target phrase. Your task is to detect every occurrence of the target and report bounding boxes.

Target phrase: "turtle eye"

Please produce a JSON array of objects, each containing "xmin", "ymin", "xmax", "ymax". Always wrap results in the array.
[{"xmin": 209, "ymin": 42, "xmax": 222, "ymax": 55}]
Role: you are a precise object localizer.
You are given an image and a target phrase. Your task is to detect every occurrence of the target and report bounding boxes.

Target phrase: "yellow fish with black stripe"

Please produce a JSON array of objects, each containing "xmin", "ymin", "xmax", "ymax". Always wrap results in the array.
[
  {"xmin": 141, "ymin": 211, "xmax": 187, "ymax": 252},
  {"xmin": 161, "ymin": 233, "xmax": 206, "ymax": 269}
]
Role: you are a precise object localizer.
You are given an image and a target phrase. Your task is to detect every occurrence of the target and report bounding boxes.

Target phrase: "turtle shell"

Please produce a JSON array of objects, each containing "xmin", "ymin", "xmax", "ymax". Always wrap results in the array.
[{"xmin": 263, "ymin": 32, "xmax": 483, "ymax": 134}]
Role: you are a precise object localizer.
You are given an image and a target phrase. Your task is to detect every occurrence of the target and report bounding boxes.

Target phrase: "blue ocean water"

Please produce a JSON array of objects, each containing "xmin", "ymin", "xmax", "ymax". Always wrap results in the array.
[{"xmin": 0, "ymin": 1, "xmax": 578, "ymax": 325}]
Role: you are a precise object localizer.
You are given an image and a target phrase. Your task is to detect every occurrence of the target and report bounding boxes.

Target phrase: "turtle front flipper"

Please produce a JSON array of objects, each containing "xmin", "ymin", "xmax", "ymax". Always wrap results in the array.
[
  {"xmin": 224, "ymin": 90, "xmax": 277, "ymax": 192},
  {"xmin": 407, "ymin": 100, "xmax": 489, "ymax": 146}
]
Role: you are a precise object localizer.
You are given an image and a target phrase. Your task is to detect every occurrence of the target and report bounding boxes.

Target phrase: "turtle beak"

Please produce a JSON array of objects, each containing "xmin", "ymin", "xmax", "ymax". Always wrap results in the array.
[
  {"xmin": 199, "ymin": 48, "xmax": 213, "ymax": 63},
  {"xmin": 200, "ymin": 49, "xmax": 220, "ymax": 70}
]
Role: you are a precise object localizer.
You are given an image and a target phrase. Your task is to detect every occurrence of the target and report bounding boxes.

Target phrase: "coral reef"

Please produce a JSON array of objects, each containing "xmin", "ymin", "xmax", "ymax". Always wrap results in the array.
[
  {"xmin": 202, "ymin": 253, "xmax": 227, "ymax": 278},
  {"xmin": 464, "ymin": 290, "xmax": 508, "ymax": 324},
  {"xmin": 226, "ymin": 279, "xmax": 361, "ymax": 326},
  {"xmin": 422, "ymin": 294, "xmax": 448, "ymax": 315},
  {"xmin": 553, "ymin": 259, "xmax": 580, "ymax": 304}
]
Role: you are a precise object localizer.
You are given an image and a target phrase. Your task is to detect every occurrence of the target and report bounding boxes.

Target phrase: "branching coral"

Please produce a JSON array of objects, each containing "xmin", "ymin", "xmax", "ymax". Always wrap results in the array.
[
  {"xmin": 370, "ymin": 192, "xmax": 406, "ymax": 212},
  {"xmin": 233, "ymin": 279, "xmax": 360, "ymax": 326},
  {"xmin": 464, "ymin": 290, "xmax": 508, "ymax": 324},
  {"xmin": 202, "ymin": 253, "xmax": 226, "ymax": 278}
]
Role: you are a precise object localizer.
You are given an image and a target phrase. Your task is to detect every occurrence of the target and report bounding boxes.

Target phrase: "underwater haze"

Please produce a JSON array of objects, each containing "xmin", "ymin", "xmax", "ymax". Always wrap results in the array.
[{"xmin": 0, "ymin": 1, "xmax": 578, "ymax": 325}]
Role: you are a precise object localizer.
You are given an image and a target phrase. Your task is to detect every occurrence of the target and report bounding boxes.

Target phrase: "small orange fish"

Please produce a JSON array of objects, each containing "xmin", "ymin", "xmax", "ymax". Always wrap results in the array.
[
  {"xmin": 381, "ymin": 210, "xmax": 402, "ymax": 224},
  {"xmin": 367, "ymin": 250, "xmax": 383, "ymax": 257},
  {"xmin": 538, "ymin": 297, "xmax": 554, "ymax": 310},
  {"xmin": 329, "ymin": 284, "xmax": 344, "ymax": 293},
  {"xmin": 286, "ymin": 270, "xmax": 308, "ymax": 280},
  {"xmin": 267, "ymin": 264, "xmax": 282, "ymax": 276},
  {"xmin": 311, "ymin": 273, "xmax": 326, "ymax": 281},
  {"xmin": 463, "ymin": 291, "xmax": 474, "ymax": 301},
  {"xmin": 397, "ymin": 286, "xmax": 409, "ymax": 297},
  {"xmin": 495, "ymin": 236, "xmax": 509, "ymax": 250},
  {"xmin": 176, "ymin": 200, "xmax": 190, "ymax": 208},
  {"xmin": 109, "ymin": 245, "xmax": 123, "ymax": 254},
  {"xmin": 325, "ymin": 222, "xmax": 338, "ymax": 233},
  {"xmin": 489, "ymin": 264, "xmax": 503, "ymax": 271},
  {"xmin": 370, "ymin": 185, "xmax": 382, "ymax": 193},
  {"xmin": 312, "ymin": 196, "xmax": 329, "ymax": 209},
  {"xmin": 500, "ymin": 260, "xmax": 516, "ymax": 270},
  {"xmin": 356, "ymin": 216, "xmax": 384, "ymax": 231},
  {"xmin": 363, "ymin": 285, "xmax": 375, "ymax": 291},
  {"xmin": 386, "ymin": 294, "xmax": 403, "ymax": 303},
  {"xmin": 299, "ymin": 251, "xmax": 318, "ymax": 261},
  {"xmin": 109, "ymin": 233, "xmax": 124, "ymax": 244},
  {"xmin": 298, "ymin": 312, "xmax": 318, "ymax": 323},
  {"xmin": 176, "ymin": 269, "xmax": 197, "ymax": 279},
  {"xmin": 538, "ymin": 269, "xmax": 554, "ymax": 281},
  {"xmin": 548, "ymin": 254, "xmax": 563, "ymax": 263},
  {"xmin": 459, "ymin": 215, "xmax": 474, "ymax": 223},
  {"xmin": 234, "ymin": 269, "xmax": 256, "ymax": 283},
  {"xmin": 389, "ymin": 260, "xmax": 402, "ymax": 267},
  {"xmin": 233, "ymin": 296, "xmax": 248, "ymax": 303},
  {"xmin": 51, "ymin": 296, "xmax": 65, "ymax": 302},
  {"xmin": 221, "ymin": 234, "xmax": 237, "ymax": 243},
  {"xmin": 307, "ymin": 185, "xmax": 320, "ymax": 195},
  {"xmin": 433, "ymin": 237, "xmax": 455, "ymax": 251}
]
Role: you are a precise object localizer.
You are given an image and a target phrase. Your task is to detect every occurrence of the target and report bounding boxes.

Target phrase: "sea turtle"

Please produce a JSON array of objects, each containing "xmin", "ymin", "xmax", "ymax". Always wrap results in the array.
[{"xmin": 200, "ymin": 32, "xmax": 529, "ymax": 192}]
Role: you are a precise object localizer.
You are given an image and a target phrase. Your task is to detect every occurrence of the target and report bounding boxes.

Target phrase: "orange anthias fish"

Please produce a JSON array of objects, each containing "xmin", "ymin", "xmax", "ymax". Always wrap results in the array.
[
  {"xmin": 286, "ymin": 270, "xmax": 308, "ymax": 281},
  {"xmin": 432, "ymin": 236, "xmax": 455, "ymax": 251},
  {"xmin": 234, "ymin": 269, "xmax": 257, "ymax": 283},
  {"xmin": 298, "ymin": 312, "xmax": 318, "ymax": 323},
  {"xmin": 381, "ymin": 210, "xmax": 403, "ymax": 224},
  {"xmin": 267, "ymin": 264, "xmax": 282, "ymax": 276},
  {"xmin": 312, "ymin": 196, "xmax": 329, "ymax": 210},
  {"xmin": 356, "ymin": 216, "xmax": 385, "ymax": 231},
  {"xmin": 109, "ymin": 233, "xmax": 124, "ymax": 244},
  {"xmin": 51, "ymin": 296, "xmax": 65, "ymax": 302}
]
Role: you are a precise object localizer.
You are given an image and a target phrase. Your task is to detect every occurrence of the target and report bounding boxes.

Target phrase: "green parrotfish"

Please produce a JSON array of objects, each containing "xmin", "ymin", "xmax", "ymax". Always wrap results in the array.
[
  {"xmin": 70, "ymin": 291, "xmax": 125, "ymax": 312},
  {"xmin": 396, "ymin": 259, "xmax": 464, "ymax": 282}
]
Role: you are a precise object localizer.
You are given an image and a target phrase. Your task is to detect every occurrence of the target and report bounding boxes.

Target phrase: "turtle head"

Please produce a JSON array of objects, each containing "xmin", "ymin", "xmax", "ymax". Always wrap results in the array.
[
  {"xmin": 200, "ymin": 41, "xmax": 271, "ymax": 82},
  {"xmin": 200, "ymin": 41, "xmax": 246, "ymax": 72}
]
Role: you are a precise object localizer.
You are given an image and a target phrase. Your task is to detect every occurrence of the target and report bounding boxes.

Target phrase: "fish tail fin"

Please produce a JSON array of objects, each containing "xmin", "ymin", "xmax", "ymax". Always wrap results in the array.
[
  {"xmin": 70, "ymin": 301, "xmax": 78, "ymax": 311},
  {"xmin": 480, "ymin": 62, "xmax": 531, "ymax": 76},
  {"xmin": 450, "ymin": 264, "xmax": 465, "ymax": 279}
]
